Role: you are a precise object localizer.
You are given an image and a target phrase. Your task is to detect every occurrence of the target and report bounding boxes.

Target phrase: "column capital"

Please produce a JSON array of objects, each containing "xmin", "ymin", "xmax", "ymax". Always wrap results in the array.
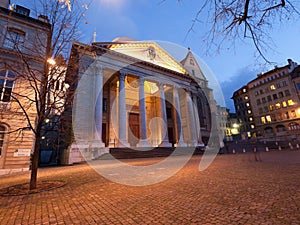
[
  {"xmin": 119, "ymin": 72, "xmax": 127, "ymax": 81},
  {"xmin": 139, "ymin": 76, "xmax": 145, "ymax": 84},
  {"xmin": 92, "ymin": 61, "xmax": 103, "ymax": 76},
  {"xmin": 158, "ymin": 82, "xmax": 165, "ymax": 89}
]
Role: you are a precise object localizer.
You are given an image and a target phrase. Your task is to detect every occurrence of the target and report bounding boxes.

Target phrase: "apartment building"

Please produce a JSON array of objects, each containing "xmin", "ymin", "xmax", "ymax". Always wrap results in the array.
[
  {"xmin": 233, "ymin": 59, "xmax": 300, "ymax": 140},
  {"xmin": 0, "ymin": 1, "xmax": 51, "ymax": 174}
]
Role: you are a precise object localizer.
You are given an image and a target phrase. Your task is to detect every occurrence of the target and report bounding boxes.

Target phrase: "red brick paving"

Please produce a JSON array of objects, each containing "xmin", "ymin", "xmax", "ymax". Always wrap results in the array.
[{"xmin": 0, "ymin": 150, "xmax": 300, "ymax": 224}]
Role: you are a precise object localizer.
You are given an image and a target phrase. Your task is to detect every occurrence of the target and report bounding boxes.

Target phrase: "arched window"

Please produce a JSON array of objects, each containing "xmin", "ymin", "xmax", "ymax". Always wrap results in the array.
[
  {"xmin": 0, "ymin": 125, "xmax": 5, "ymax": 156},
  {"xmin": 288, "ymin": 122, "xmax": 300, "ymax": 131},
  {"xmin": 276, "ymin": 125, "xmax": 286, "ymax": 132},
  {"xmin": 0, "ymin": 70, "xmax": 16, "ymax": 102},
  {"xmin": 264, "ymin": 126, "xmax": 274, "ymax": 134}
]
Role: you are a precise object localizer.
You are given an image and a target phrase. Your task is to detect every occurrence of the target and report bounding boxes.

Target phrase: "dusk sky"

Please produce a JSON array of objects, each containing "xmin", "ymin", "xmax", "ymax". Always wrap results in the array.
[
  {"xmin": 83, "ymin": 0, "xmax": 300, "ymax": 112},
  {"xmin": 15, "ymin": 0, "xmax": 300, "ymax": 111}
]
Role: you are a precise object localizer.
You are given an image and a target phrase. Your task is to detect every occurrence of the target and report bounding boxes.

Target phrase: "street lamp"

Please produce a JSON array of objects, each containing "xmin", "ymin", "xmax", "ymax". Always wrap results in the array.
[{"xmin": 47, "ymin": 58, "xmax": 56, "ymax": 65}]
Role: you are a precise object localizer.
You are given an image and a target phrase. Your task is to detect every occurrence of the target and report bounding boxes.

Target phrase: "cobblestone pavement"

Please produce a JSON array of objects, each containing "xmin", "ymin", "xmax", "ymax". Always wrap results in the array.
[{"xmin": 0, "ymin": 150, "xmax": 299, "ymax": 224}]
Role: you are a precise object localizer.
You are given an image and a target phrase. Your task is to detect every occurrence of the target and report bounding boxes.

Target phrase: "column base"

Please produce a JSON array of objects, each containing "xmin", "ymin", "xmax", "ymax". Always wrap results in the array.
[
  {"xmin": 137, "ymin": 139, "xmax": 151, "ymax": 147},
  {"xmin": 159, "ymin": 140, "xmax": 172, "ymax": 147},
  {"xmin": 118, "ymin": 139, "xmax": 130, "ymax": 148},
  {"xmin": 188, "ymin": 140, "xmax": 198, "ymax": 147},
  {"xmin": 91, "ymin": 142, "xmax": 106, "ymax": 159},
  {"xmin": 175, "ymin": 139, "xmax": 187, "ymax": 147},
  {"xmin": 197, "ymin": 142, "xmax": 205, "ymax": 147}
]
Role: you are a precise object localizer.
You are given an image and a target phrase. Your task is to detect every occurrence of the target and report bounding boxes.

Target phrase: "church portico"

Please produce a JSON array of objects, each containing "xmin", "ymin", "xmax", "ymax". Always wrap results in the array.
[{"xmin": 67, "ymin": 38, "xmax": 219, "ymax": 164}]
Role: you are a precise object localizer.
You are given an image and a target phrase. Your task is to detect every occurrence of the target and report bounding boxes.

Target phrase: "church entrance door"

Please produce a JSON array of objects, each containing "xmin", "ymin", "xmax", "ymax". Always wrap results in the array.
[{"xmin": 128, "ymin": 113, "xmax": 140, "ymax": 146}]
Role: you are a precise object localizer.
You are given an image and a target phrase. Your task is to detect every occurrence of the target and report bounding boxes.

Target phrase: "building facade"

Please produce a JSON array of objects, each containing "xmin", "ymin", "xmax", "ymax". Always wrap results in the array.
[
  {"xmin": 65, "ymin": 38, "xmax": 221, "ymax": 163},
  {"xmin": 233, "ymin": 59, "xmax": 300, "ymax": 140},
  {"xmin": 0, "ymin": 2, "xmax": 51, "ymax": 174}
]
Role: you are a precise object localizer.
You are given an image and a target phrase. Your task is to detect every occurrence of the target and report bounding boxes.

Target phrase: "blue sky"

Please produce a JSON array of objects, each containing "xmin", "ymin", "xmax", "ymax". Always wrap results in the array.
[
  {"xmin": 80, "ymin": 0, "xmax": 300, "ymax": 111},
  {"xmin": 14, "ymin": 0, "xmax": 300, "ymax": 111}
]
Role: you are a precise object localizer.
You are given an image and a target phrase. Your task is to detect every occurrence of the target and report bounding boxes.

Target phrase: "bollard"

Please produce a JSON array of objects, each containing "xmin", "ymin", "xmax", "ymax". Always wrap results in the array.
[
  {"xmin": 289, "ymin": 142, "xmax": 294, "ymax": 150},
  {"xmin": 232, "ymin": 149, "xmax": 236, "ymax": 154},
  {"xmin": 266, "ymin": 147, "xmax": 269, "ymax": 152},
  {"xmin": 297, "ymin": 144, "xmax": 300, "ymax": 149},
  {"xmin": 276, "ymin": 142, "xmax": 278, "ymax": 146},
  {"xmin": 243, "ymin": 148, "xmax": 246, "ymax": 153},
  {"xmin": 279, "ymin": 146, "xmax": 282, "ymax": 151}
]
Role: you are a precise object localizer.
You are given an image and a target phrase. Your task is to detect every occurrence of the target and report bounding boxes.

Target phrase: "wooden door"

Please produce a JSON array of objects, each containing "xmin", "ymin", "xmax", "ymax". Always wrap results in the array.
[{"xmin": 128, "ymin": 113, "xmax": 140, "ymax": 146}]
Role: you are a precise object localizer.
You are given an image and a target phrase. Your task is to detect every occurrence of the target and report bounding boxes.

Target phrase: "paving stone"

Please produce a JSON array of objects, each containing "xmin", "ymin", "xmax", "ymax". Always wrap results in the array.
[{"xmin": 0, "ymin": 151, "xmax": 299, "ymax": 224}]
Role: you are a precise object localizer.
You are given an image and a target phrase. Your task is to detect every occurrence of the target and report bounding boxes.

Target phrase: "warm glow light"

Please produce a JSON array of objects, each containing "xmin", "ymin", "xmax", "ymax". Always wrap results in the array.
[
  {"xmin": 47, "ymin": 58, "xmax": 56, "ymax": 65},
  {"xmin": 232, "ymin": 123, "xmax": 239, "ymax": 128}
]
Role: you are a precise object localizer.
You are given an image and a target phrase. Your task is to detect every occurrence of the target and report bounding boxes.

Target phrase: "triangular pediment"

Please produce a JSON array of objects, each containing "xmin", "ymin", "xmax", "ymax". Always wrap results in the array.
[
  {"xmin": 107, "ymin": 41, "xmax": 187, "ymax": 74},
  {"xmin": 181, "ymin": 49, "xmax": 207, "ymax": 81}
]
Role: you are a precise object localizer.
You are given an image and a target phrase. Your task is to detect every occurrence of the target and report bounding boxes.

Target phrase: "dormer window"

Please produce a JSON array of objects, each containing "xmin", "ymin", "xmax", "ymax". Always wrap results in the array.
[{"xmin": 3, "ymin": 27, "xmax": 25, "ymax": 51}]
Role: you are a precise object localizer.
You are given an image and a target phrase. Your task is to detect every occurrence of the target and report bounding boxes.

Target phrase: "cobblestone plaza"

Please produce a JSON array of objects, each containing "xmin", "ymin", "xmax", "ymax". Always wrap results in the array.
[{"xmin": 0, "ymin": 150, "xmax": 299, "ymax": 224}]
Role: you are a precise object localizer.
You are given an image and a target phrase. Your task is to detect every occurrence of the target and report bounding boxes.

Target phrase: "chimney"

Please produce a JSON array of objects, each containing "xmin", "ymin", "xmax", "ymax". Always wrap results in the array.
[
  {"xmin": 38, "ymin": 15, "xmax": 49, "ymax": 23},
  {"xmin": 0, "ymin": 0, "xmax": 10, "ymax": 8}
]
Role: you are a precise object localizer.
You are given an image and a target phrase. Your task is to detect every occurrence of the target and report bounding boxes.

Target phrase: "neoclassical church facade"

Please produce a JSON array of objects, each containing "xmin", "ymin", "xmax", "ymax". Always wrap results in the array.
[{"xmin": 65, "ymin": 38, "xmax": 220, "ymax": 163}]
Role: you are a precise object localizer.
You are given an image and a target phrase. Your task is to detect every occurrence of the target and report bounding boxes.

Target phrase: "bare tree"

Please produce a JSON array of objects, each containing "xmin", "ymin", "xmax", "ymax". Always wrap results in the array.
[
  {"xmin": 183, "ymin": 0, "xmax": 300, "ymax": 62},
  {"xmin": 3, "ymin": 0, "xmax": 90, "ymax": 189}
]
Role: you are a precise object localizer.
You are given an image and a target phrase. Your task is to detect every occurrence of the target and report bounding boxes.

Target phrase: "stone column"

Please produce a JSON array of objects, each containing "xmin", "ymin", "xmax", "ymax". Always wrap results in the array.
[
  {"xmin": 192, "ymin": 95, "xmax": 204, "ymax": 146},
  {"xmin": 186, "ymin": 91, "xmax": 197, "ymax": 146},
  {"xmin": 118, "ymin": 71, "xmax": 129, "ymax": 147},
  {"xmin": 159, "ymin": 83, "xmax": 172, "ymax": 147},
  {"xmin": 94, "ymin": 63, "xmax": 105, "ymax": 148},
  {"xmin": 173, "ymin": 86, "xmax": 187, "ymax": 147},
  {"xmin": 137, "ymin": 77, "xmax": 151, "ymax": 147}
]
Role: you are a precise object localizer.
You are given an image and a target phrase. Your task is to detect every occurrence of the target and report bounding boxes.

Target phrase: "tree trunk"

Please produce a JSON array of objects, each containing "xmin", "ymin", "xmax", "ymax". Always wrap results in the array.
[{"xmin": 29, "ymin": 124, "xmax": 42, "ymax": 190}]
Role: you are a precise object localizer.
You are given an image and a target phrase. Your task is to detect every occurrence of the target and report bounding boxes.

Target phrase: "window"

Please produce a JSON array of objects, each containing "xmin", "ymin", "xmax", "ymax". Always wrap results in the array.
[
  {"xmin": 0, "ymin": 125, "xmax": 4, "ymax": 156},
  {"xmin": 246, "ymin": 102, "xmax": 250, "ymax": 107},
  {"xmin": 282, "ymin": 101, "xmax": 287, "ymax": 107},
  {"xmin": 276, "ymin": 83, "xmax": 281, "ymax": 88},
  {"xmin": 0, "ymin": 70, "xmax": 16, "ymax": 102},
  {"xmin": 259, "ymin": 108, "xmax": 263, "ymax": 114},
  {"xmin": 250, "ymin": 124, "xmax": 255, "ymax": 129},
  {"xmin": 256, "ymin": 99, "xmax": 261, "ymax": 105},
  {"xmin": 267, "ymin": 95, "xmax": 272, "ymax": 102},
  {"xmin": 287, "ymin": 99, "xmax": 295, "ymax": 106},
  {"xmin": 266, "ymin": 115, "xmax": 272, "ymax": 122},
  {"xmin": 244, "ymin": 95, "xmax": 249, "ymax": 100},
  {"xmin": 285, "ymin": 90, "xmax": 291, "ymax": 96},
  {"xmin": 260, "ymin": 89, "xmax": 264, "ymax": 94},
  {"xmin": 103, "ymin": 98, "xmax": 107, "ymax": 112},
  {"xmin": 297, "ymin": 83, "xmax": 300, "ymax": 91},
  {"xmin": 270, "ymin": 85, "xmax": 276, "ymax": 90},
  {"xmin": 190, "ymin": 58, "xmax": 195, "ymax": 66},
  {"xmin": 255, "ymin": 90, "xmax": 259, "ymax": 96},
  {"xmin": 291, "ymin": 110, "xmax": 296, "ymax": 118},
  {"xmin": 284, "ymin": 112, "xmax": 289, "ymax": 119},
  {"xmin": 247, "ymin": 110, "xmax": 252, "ymax": 114},
  {"xmin": 278, "ymin": 92, "xmax": 284, "ymax": 98},
  {"xmin": 282, "ymin": 80, "xmax": 287, "ymax": 87},
  {"xmin": 242, "ymin": 88, "xmax": 247, "ymax": 93},
  {"xmin": 261, "ymin": 117, "xmax": 266, "ymax": 124},
  {"xmin": 269, "ymin": 105, "xmax": 275, "ymax": 111},
  {"xmin": 262, "ymin": 97, "xmax": 266, "ymax": 103},
  {"xmin": 273, "ymin": 94, "xmax": 278, "ymax": 100},
  {"xmin": 264, "ymin": 106, "xmax": 269, "ymax": 112},
  {"xmin": 3, "ymin": 28, "xmax": 25, "ymax": 51},
  {"xmin": 275, "ymin": 103, "xmax": 281, "ymax": 109},
  {"xmin": 265, "ymin": 88, "xmax": 270, "ymax": 93},
  {"xmin": 166, "ymin": 108, "xmax": 172, "ymax": 119},
  {"xmin": 249, "ymin": 117, "xmax": 253, "ymax": 122}
]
